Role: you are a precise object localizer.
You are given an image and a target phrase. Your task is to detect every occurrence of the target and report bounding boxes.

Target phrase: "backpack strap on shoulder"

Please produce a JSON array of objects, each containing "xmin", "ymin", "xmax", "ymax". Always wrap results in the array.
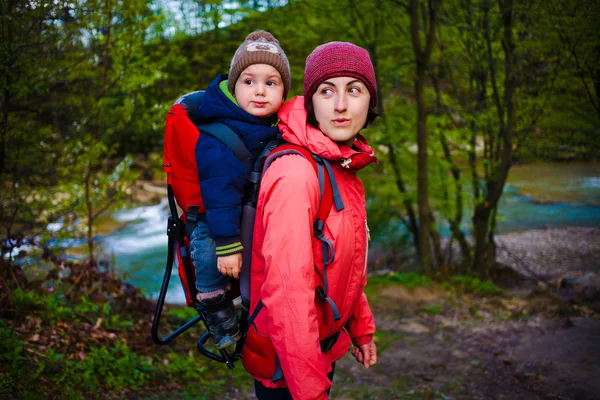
[
  {"xmin": 198, "ymin": 122, "xmax": 253, "ymax": 166},
  {"xmin": 262, "ymin": 144, "xmax": 344, "ymax": 322},
  {"xmin": 261, "ymin": 144, "xmax": 343, "ymax": 220},
  {"xmin": 320, "ymin": 157, "xmax": 345, "ymax": 213},
  {"xmin": 311, "ymin": 155, "xmax": 344, "ymax": 322},
  {"xmin": 174, "ymin": 90, "xmax": 253, "ymax": 165}
]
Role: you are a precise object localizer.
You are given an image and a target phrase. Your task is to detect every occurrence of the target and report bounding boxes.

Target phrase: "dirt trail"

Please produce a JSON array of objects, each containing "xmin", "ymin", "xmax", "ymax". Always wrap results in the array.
[
  {"xmin": 326, "ymin": 227, "xmax": 600, "ymax": 399},
  {"xmin": 331, "ymin": 291, "xmax": 599, "ymax": 400}
]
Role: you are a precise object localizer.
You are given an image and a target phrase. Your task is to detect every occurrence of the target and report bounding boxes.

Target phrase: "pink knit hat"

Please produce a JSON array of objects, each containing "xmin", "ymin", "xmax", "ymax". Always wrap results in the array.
[{"xmin": 303, "ymin": 42, "xmax": 378, "ymax": 110}]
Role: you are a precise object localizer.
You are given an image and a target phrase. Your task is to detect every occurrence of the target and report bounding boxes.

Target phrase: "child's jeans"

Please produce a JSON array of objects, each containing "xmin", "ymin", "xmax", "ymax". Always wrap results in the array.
[{"xmin": 189, "ymin": 219, "xmax": 230, "ymax": 293}]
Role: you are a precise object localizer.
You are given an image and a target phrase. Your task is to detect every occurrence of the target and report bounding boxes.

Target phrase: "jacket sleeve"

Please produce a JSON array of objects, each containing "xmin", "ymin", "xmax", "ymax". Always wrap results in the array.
[
  {"xmin": 258, "ymin": 155, "xmax": 332, "ymax": 400},
  {"xmin": 196, "ymin": 133, "xmax": 247, "ymax": 255},
  {"xmin": 347, "ymin": 292, "xmax": 376, "ymax": 346}
]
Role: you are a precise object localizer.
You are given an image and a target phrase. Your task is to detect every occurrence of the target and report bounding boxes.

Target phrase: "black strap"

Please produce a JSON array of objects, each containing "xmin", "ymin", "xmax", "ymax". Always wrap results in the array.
[
  {"xmin": 269, "ymin": 332, "xmax": 340, "ymax": 383},
  {"xmin": 271, "ymin": 354, "xmax": 284, "ymax": 382},
  {"xmin": 175, "ymin": 91, "xmax": 252, "ymax": 165},
  {"xmin": 316, "ymin": 157, "xmax": 325, "ymax": 199},
  {"xmin": 247, "ymin": 299, "xmax": 264, "ymax": 326},
  {"xmin": 316, "ymin": 286, "xmax": 341, "ymax": 322},
  {"xmin": 185, "ymin": 205, "xmax": 199, "ymax": 240},
  {"xmin": 321, "ymin": 158, "xmax": 344, "ymax": 211},
  {"xmin": 198, "ymin": 122, "xmax": 252, "ymax": 165},
  {"xmin": 320, "ymin": 331, "xmax": 340, "ymax": 353},
  {"xmin": 167, "ymin": 185, "xmax": 197, "ymax": 300},
  {"xmin": 314, "ymin": 219, "xmax": 340, "ymax": 322}
]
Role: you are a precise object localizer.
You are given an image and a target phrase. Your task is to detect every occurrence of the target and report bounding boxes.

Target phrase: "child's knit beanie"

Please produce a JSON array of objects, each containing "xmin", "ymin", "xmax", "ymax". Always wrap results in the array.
[
  {"xmin": 303, "ymin": 42, "xmax": 378, "ymax": 109},
  {"xmin": 228, "ymin": 30, "xmax": 291, "ymax": 99}
]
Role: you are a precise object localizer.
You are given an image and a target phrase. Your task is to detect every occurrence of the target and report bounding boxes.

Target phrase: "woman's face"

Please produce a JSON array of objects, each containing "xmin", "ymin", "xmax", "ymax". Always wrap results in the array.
[{"xmin": 311, "ymin": 76, "xmax": 371, "ymax": 146}]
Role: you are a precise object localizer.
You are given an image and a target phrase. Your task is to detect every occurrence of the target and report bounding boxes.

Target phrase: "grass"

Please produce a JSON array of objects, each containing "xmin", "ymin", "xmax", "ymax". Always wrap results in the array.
[
  {"xmin": 421, "ymin": 305, "xmax": 443, "ymax": 315},
  {"xmin": 440, "ymin": 275, "xmax": 504, "ymax": 296},
  {"xmin": 0, "ymin": 260, "xmax": 252, "ymax": 399},
  {"xmin": 367, "ymin": 272, "xmax": 502, "ymax": 295},
  {"xmin": 364, "ymin": 272, "xmax": 432, "ymax": 299},
  {"xmin": 373, "ymin": 329, "xmax": 406, "ymax": 352}
]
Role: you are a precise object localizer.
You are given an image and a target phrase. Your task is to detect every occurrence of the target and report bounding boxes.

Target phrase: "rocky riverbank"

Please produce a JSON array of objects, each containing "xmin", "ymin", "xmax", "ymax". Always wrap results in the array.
[{"xmin": 495, "ymin": 227, "xmax": 600, "ymax": 280}]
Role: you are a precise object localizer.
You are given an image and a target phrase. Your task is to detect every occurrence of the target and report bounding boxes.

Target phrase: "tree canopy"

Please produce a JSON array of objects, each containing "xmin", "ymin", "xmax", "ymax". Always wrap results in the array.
[{"xmin": 1, "ymin": 0, "xmax": 598, "ymax": 273}]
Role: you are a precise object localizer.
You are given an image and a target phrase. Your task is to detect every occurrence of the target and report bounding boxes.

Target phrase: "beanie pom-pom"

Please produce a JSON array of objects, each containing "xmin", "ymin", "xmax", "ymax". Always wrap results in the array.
[{"xmin": 245, "ymin": 30, "xmax": 278, "ymax": 43}]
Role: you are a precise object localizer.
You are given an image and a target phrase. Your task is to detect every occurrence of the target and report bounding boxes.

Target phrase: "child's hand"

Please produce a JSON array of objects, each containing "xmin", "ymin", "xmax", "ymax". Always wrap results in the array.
[{"xmin": 217, "ymin": 253, "xmax": 242, "ymax": 279}]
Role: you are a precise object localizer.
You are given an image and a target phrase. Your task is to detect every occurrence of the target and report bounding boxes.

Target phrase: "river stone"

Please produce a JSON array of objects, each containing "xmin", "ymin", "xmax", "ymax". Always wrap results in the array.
[
  {"xmin": 560, "ymin": 272, "xmax": 600, "ymax": 300},
  {"xmin": 396, "ymin": 320, "xmax": 431, "ymax": 334}
]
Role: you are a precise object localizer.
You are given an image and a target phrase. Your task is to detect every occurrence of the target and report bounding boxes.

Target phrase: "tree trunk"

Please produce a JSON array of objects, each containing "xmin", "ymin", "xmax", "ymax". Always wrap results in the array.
[
  {"xmin": 85, "ymin": 165, "xmax": 95, "ymax": 265},
  {"xmin": 0, "ymin": 0, "xmax": 14, "ymax": 174},
  {"xmin": 415, "ymin": 60, "xmax": 433, "ymax": 273},
  {"xmin": 472, "ymin": 204, "xmax": 493, "ymax": 278},
  {"xmin": 471, "ymin": 0, "xmax": 516, "ymax": 275},
  {"xmin": 410, "ymin": 0, "xmax": 441, "ymax": 274},
  {"xmin": 387, "ymin": 143, "xmax": 420, "ymax": 256},
  {"xmin": 1, "ymin": 82, "xmax": 8, "ymax": 175}
]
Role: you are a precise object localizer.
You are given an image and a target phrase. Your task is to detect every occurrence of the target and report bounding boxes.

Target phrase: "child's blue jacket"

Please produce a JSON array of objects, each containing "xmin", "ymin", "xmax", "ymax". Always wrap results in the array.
[{"xmin": 195, "ymin": 74, "xmax": 279, "ymax": 254}]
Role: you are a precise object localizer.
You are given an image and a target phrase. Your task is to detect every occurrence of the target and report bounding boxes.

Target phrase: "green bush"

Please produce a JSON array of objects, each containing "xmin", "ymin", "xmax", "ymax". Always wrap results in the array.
[
  {"xmin": 422, "ymin": 305, "xmax": 443, "ymax": 315},
  {"xmin": 386, "ymin": 272, "xmax": 431, "ymax": 288},
  {"xmin": 441, "ymin": 275, "xmax": 504, "ymax": 295},
  {"xmin": 10, "ymin": 289, "xmax": 72, "ymax": 322},
  {"xmin": 0, "ymin": 327, "xmax": 27, "ymax": 395},
  {"xmin": 10, "ymin": 288, "xmax": 43, "ymax": 310},
  {"xmin": 65, "ymin": 341, "xmax": 155, "ymax": 390},
  {"xmin": 74, "ymin": 296, "xmax": 100, "ymax": 314}
]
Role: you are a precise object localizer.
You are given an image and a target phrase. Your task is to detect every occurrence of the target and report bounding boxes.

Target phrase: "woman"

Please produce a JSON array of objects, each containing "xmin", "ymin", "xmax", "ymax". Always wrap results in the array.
[{"xmin": 243, "ymin": 42, "xmax": 378, "ymax": 400}]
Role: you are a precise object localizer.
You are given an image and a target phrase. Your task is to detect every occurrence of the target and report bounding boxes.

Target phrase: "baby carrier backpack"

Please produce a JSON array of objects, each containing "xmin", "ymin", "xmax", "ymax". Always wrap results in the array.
[{"xmin": 151, "ymin": 90, "xmax": 344, "ymax": 370}]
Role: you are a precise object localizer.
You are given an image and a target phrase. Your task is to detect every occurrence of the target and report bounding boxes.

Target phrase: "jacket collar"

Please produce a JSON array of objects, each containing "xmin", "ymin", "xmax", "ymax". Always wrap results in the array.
[
  {"xmin": 278, "ymin": 96, "xmax": 377, "ymax": 171},
  {"xmin": 196, "ymin": 74, "xmax": 277, "ymax": 128}
]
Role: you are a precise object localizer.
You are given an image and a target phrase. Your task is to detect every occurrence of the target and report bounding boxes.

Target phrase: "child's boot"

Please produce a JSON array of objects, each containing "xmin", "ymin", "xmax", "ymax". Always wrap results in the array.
[{"xmin": 196, "ymin": 293, "xmax": 241, "ymax": 349}]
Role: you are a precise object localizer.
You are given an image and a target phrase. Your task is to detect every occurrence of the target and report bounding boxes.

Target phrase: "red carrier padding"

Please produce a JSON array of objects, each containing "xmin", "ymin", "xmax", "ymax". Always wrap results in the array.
[
  {"xmin": 174, "ymin": 212, "xmax": 240, "ymax": 307},
  {"xmin": 164, "ymin": 104, "xmax": 205, "ymax": 215},
  {"xmin": 173, "ymin": 215, "xmax": 196, "ymax": 307},
  {"xmin": 164, "ymin": 103, "xmax": 204, "ymax": 307}
]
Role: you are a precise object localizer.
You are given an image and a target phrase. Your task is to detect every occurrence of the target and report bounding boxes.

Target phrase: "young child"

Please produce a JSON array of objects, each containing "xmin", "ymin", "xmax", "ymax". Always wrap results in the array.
[{"xmin": 191, "ymin": 30, "xmax": 290, "ymax": 349}]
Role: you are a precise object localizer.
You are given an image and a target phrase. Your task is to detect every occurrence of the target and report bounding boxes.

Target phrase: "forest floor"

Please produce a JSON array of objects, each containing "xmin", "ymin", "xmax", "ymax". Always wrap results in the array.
[
  {"xmin": 328, "ymin": 227, "xmax": 600, "ymax": 400},
  {"xmin": 329, "ymin": 284, "xmax": 599, "ymax": 400}
]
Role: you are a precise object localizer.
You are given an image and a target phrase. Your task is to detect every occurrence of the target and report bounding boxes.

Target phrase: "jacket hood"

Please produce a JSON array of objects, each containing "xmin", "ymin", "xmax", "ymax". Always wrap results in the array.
[
  {"xmin": 196, "ymin": 74, "xmax": 279, "ymax": 154},
  {"xmin": 278, "ymin": 96, "xmax": 377, "ymax": 171}
]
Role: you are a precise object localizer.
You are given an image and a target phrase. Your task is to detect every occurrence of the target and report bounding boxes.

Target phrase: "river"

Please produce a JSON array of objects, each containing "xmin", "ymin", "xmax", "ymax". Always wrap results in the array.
[{"xmin": 102, "ymin": 162, "xmax": 600, "ymax": 303}]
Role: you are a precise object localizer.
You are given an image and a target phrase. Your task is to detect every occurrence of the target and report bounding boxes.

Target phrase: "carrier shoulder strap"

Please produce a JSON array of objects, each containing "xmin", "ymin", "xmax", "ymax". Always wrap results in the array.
[
  {"xmin": 198, "ymin": 123, "xmax": 252, "ymax": 166},
  {"xmin": 174, "ymin": 89, "xmax": 252, "ymax": 166},
  {"xmin": 262, "ymin": 143, "xmax": 339, "ymax": 222},
  {"xmin": 248, "ymin": 142, "xmax": 345, "ymax": 328}
]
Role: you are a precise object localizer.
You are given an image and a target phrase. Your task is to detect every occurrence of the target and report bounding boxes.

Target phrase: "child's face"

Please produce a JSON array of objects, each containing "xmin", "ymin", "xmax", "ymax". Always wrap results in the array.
[{"xmin": 234, "ymin": 64, "xmax": 285, "ymax": 118}]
